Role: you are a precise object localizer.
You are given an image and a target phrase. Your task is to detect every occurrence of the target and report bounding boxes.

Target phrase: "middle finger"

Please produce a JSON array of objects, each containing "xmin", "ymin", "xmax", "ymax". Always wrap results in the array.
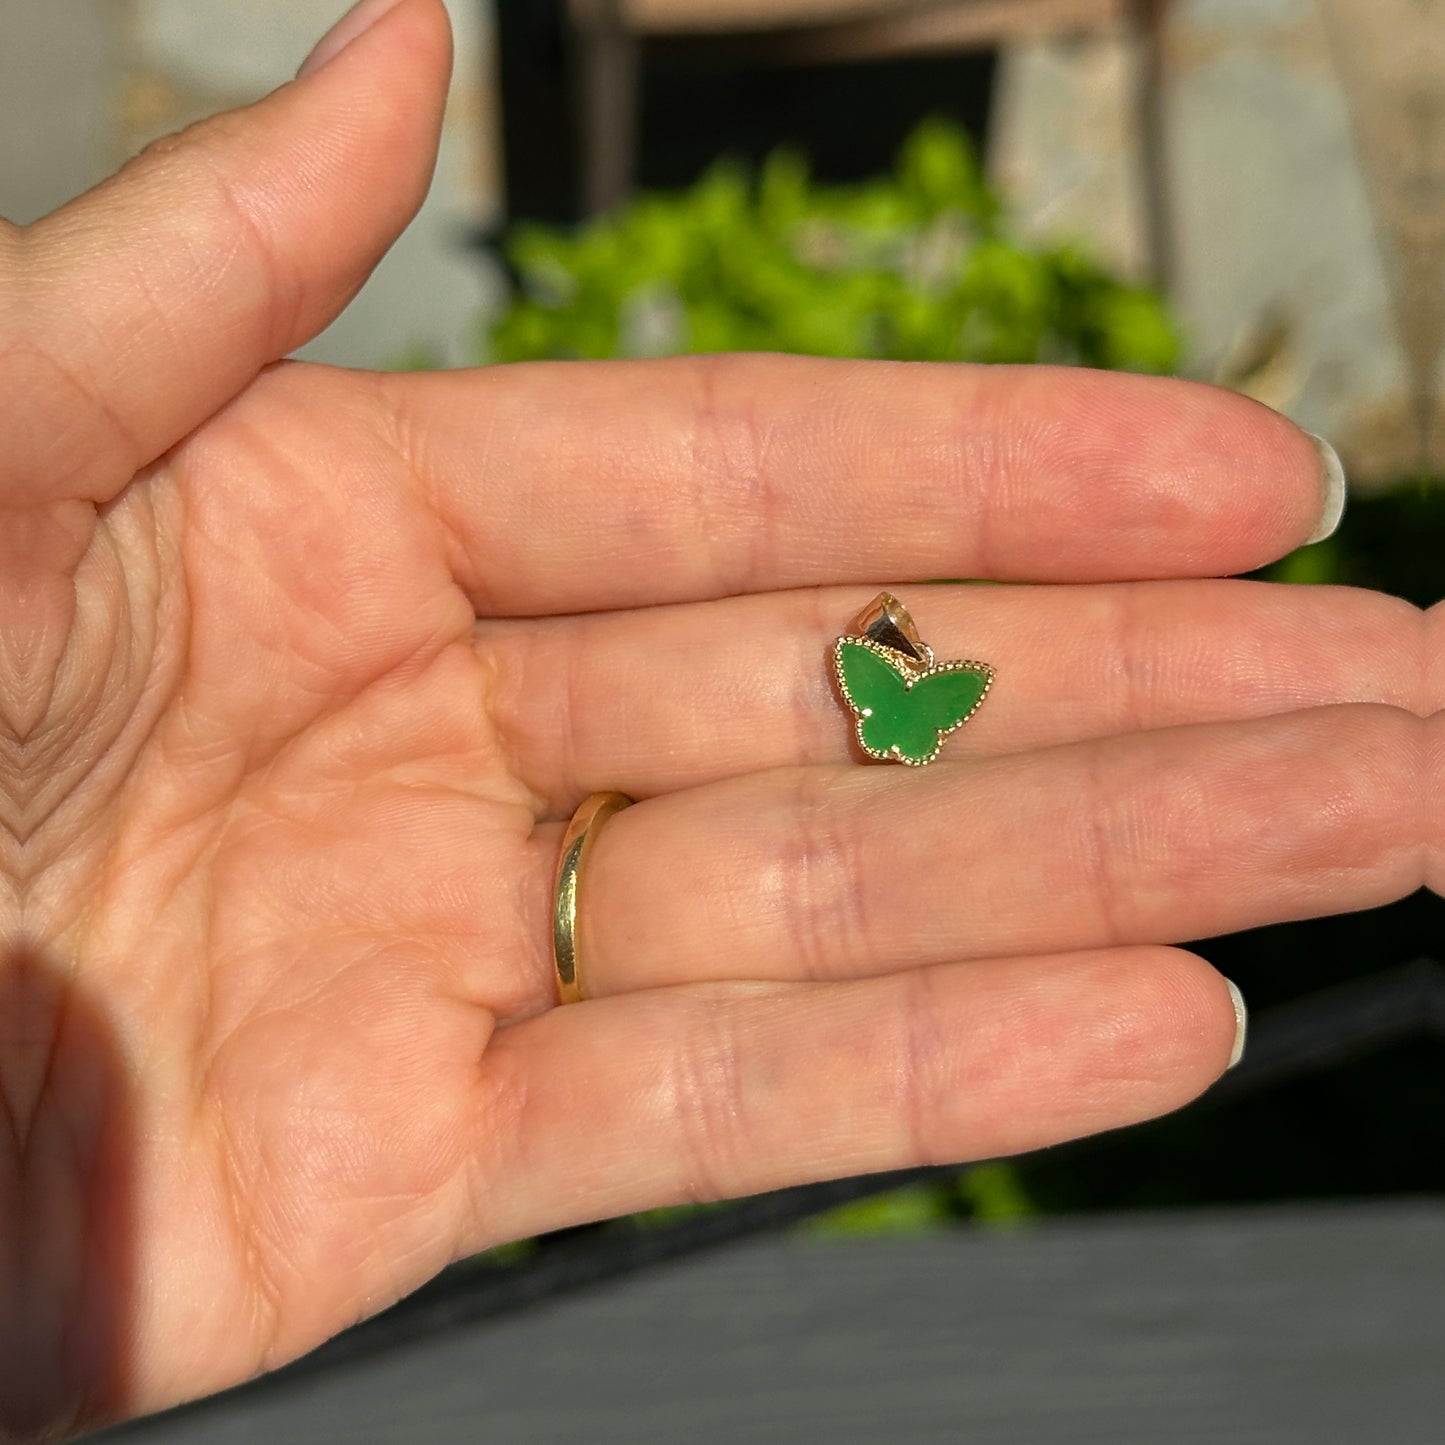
[{"xmin": 481, "ymin": 580, "xmax": 1421, "ymax": 808}]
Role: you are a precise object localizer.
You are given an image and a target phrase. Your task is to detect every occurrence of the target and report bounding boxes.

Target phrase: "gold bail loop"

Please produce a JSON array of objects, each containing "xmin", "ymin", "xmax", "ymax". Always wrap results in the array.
[{"xmin": 847, "ymin": 591, "xmax": 929, "ymax": 667}]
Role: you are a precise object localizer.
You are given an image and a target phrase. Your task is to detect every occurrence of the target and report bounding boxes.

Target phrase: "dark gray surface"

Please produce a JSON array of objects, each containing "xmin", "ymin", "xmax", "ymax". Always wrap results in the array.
[{"xmin": 108, "ymin": 1198, "xmax": 1445, "ymax": 1444}]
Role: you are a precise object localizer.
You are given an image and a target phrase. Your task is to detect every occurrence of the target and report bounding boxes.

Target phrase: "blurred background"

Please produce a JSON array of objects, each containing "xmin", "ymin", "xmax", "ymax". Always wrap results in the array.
[
  {"xmin": 7, "ymin": 0, "xmax": 1445, "ymax": 488},
  {"xmin": 6, "ymin": 1, "xmax": 1442, "ymax": 1440}
]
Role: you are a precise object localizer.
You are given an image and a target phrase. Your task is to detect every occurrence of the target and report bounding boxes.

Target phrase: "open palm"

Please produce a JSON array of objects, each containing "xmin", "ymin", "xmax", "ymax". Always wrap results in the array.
[{"xmin": 1, "ymin": 2, "xmax": 1430, "ymax": 1438}]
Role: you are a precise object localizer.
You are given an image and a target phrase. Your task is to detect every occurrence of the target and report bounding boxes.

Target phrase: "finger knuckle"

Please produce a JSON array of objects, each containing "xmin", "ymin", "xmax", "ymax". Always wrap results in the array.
[{"xmin": 779, "ymin": 769, "xmax": 876, "ymax": 981}]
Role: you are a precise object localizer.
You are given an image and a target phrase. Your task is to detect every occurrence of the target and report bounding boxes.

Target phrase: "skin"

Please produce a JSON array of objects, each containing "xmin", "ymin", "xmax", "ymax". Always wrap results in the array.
[{"xmin": 0, "ymin": 1, "xmax": 1439, "ymax": 1437}]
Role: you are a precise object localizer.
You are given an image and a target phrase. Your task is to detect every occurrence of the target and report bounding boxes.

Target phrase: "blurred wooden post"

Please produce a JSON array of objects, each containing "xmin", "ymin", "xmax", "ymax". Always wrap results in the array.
[
  {"xmin": 1129, "ymin": 0, "xmax": 1174, "ymax": 294},
  {"xmin": 574, "ymin": 0, "xmax": 643, "ymax": 216}
]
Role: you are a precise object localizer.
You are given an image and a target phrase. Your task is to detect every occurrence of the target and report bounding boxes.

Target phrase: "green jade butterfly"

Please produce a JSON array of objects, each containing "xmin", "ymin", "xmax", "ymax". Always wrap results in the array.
[{"xmin": 833, "ymin": 636, "xmax": 994, "ymax": 766}]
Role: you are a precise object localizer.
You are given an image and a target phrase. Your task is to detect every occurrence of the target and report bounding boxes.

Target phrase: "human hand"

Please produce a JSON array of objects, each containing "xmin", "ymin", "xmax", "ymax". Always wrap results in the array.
[{"xmin": 0, "ymin": 0, "xmax": 1433, "ymax": 1436}]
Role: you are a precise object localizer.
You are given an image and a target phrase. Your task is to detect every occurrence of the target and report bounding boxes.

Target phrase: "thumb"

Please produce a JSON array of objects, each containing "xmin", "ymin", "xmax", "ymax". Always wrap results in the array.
[{"xmin": 1, "ymin": 0, "xmax": 452, "ymax": 507}]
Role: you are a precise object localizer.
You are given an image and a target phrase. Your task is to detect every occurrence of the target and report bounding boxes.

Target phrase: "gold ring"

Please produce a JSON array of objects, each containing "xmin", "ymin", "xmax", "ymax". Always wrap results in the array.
[{"xmin": 552, "ymin": 791, "xmax": 634, "ymax": 1004}]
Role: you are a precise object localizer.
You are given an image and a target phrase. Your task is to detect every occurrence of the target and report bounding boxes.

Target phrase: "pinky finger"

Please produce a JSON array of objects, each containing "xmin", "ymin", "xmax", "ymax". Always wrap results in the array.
[{"xmin": 468, "ymin": 945, "xmax": 1242, "ymax": 1248}]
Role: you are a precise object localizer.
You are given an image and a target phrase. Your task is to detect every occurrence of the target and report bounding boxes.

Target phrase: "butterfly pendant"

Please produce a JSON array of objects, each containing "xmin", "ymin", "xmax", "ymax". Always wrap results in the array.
[{"xmin": 832, "ymin": 593, "xmax": 994, "ymax": 767}]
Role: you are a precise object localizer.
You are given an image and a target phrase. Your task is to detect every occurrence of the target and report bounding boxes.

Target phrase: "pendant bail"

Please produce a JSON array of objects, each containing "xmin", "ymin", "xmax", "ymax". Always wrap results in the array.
[{"xmin": 847, "ymin": 591, "xmax": 930, "ymax": 667}]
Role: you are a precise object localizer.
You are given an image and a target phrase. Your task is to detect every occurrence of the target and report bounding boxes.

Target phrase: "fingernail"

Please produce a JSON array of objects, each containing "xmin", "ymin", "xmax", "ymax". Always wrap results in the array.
[
  {"xmin": 298, "ymin": 0, "xmax": 409, "ymax": 79},
  {"xmin": 1225, "ymin": 978, "xmax": 1248, "ymax": 1071},
  {"xmin": 1304, "ymin": 431, "xmax": 1346, "ymax": 544}
]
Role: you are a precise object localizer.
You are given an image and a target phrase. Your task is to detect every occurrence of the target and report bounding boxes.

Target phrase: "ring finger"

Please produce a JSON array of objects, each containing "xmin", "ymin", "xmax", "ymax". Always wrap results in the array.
[{"xmin": 516, "ymin": 702, "xmax": 1419, "ymax": 1006}]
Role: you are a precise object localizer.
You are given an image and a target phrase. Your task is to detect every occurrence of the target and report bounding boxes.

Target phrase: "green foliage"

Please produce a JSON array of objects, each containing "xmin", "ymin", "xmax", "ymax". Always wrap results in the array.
[
  {"xmin": 616, "ymin": 1199, "xmax": 732, "ymax": 1230},
  {"xmin": 956, "ymin": 1162, "xmax": 1037, "ymax": 1227},
  {"xmin": 800, "ymin": 1181, "xmax": 955, "ymax": 1238},
  {"xmin": 1266, "ymin": 535, "xmax": 1342, "ymax": 586},
  {"xmin": 472, "ymin": 1236, "xmax": 538, "ymax": 1267},
  {"xmin": 479, "ymin": 115, "xmax": 1180, "ymax": 374},
  {"xmin": 801, "ymin": 1164, "xmax": 1037, "ymax": 1238},
  {"xmin": 387, "ymin": 342, "xmax": 445, "ymax": 372}
]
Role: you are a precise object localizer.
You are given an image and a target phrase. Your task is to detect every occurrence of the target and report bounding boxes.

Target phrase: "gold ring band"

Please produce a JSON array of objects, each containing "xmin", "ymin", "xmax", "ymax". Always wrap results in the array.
[{"xmin": 552, "ymin": 791, "xmax": 634, "ymax": 1004}]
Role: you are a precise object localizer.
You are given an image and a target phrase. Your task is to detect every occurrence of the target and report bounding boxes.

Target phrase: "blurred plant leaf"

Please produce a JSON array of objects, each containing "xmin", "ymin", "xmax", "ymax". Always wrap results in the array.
[
  {"xmin": 956, "ymin": 1162, "xmax": 1037, "ymax": 1228},
  {"xmin": 475, "ymin": 112, "xmax": 1179, "ymax": 375},
  {"xmin": 387, "ymin": 342, "xmax": 446, "ymax": 372},
  {"xmin": 1266, "ymin": 536, "xmax": 1343, "ymax": 586},
  {"xmin": 799, "ymin": 1181, "xmax": 955, "ymax": 1238}
]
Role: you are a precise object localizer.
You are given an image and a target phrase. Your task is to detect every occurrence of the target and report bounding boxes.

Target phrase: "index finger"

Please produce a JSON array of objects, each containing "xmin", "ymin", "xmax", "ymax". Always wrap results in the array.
[{"xmin": 392, "ymin": 352, "xmax": 1340, "ymax": 615}]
